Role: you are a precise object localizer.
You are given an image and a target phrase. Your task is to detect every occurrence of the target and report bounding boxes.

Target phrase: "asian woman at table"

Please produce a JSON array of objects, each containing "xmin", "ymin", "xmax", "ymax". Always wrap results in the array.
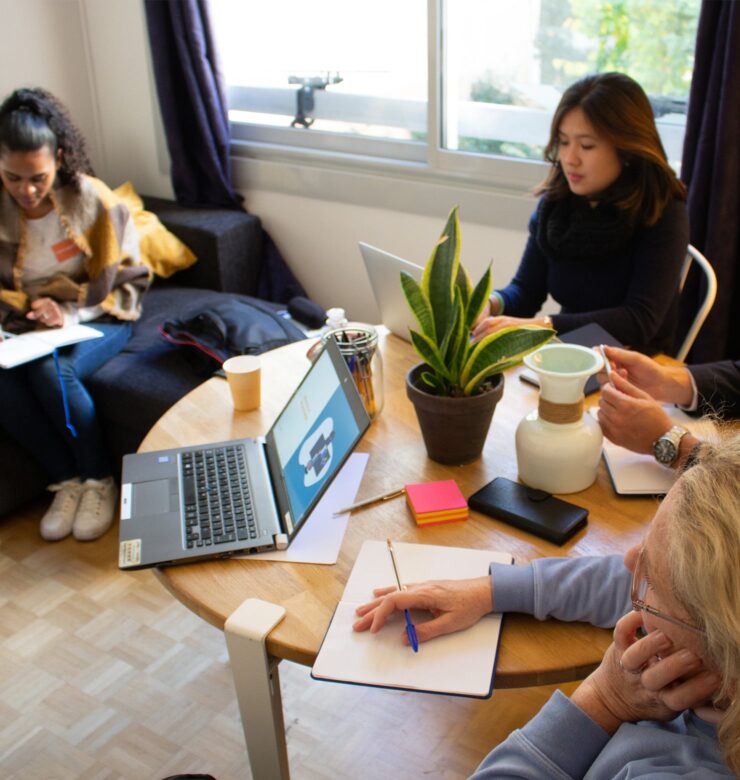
[
  {"xmin": 354, "ymin": 433, "xmax": 740, "ymax": 778},
  {"xmin": 473, "ymin": 72, "xmax": 689, "ymax": 355}
]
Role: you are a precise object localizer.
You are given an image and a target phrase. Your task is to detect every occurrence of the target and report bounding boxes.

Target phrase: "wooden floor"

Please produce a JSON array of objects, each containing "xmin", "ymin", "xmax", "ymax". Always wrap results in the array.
[{"xmin": 0, "ymin": 498, "xmax": 578, "ymax": 780}]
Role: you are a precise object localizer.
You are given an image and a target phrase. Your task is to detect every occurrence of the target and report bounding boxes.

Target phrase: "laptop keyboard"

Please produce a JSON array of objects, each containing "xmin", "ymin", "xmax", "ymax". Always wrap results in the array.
[{"xmin": 180, "ymin": 445, "xmax": 258, "ymax": 548}]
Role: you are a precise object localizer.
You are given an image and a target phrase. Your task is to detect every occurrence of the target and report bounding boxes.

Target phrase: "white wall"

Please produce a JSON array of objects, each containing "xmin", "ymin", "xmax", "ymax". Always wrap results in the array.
[
  {"xmin": 0, "ymin": 0, "xmax": 99, "ymax": 162},
  {"xmin": 0, "ymin": 0, "xmax": 171, "ymax": 197},
  {"xmin": 243, "ymin": 189, "xmax": 529, "ymax": 322},
  {"xmin": 0, "ymin": 0, "xmax": 532, "ymax": 320}
]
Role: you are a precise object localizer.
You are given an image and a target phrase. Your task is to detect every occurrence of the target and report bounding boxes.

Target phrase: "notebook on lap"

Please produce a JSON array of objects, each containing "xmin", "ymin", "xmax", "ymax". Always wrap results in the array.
[
  {"xmin": 359, "ymin": 242, "xmax": 423, "ymax": 342},
  {"xmin": 118, "ymin": 338, "xmax": 370, "ymax": 569}
]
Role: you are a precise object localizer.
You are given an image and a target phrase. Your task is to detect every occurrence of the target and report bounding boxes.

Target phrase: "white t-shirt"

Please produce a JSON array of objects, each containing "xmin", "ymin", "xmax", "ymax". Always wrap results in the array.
[{"xmin": 23, "ymin": 210, "xmax": 103, "ymax": 324}]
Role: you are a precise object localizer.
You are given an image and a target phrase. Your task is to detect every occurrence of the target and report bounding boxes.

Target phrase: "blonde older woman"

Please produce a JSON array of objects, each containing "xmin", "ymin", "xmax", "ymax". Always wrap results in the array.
[{"xmin": 354, "ymin": 435, "xmax": 740, "ymax": 778}]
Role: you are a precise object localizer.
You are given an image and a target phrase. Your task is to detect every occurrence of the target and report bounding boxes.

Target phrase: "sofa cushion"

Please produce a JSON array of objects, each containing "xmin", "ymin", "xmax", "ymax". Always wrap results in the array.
[
  {"xmin": 113, "ymin": 182, "xmax": 198, "ymax": 277},
  {"xmin": 143, "ymin": 198, "xmax": 263, "ymax": 295}
]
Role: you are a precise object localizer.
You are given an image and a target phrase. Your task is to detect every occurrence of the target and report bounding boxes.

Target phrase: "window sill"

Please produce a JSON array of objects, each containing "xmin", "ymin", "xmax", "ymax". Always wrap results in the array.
[{"xmin": 230, "ymin": 138, "xmax": 546, "ymax": 229}]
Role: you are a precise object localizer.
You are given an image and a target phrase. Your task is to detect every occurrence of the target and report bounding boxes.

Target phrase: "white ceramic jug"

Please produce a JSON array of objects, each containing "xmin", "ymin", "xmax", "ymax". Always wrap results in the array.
[{"xmin": 516, "ymin": 344, "xmax": 604, "ymax": 494}]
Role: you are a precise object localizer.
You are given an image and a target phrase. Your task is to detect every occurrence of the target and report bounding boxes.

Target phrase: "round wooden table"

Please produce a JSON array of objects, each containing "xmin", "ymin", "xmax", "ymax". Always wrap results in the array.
[{"xmin": 142, "ymin": 330, "xmax": 658, "ymax": 688}]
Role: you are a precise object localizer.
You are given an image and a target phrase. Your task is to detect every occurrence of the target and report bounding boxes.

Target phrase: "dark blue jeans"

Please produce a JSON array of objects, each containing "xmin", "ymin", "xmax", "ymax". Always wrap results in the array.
[{"xmin": 0, "ymin": 322, "xmax": 132, "ymax": 483}]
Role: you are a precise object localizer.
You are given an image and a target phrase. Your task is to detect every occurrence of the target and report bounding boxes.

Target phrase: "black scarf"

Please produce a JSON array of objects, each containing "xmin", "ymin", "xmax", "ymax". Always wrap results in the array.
[{"xmin": 536, "ymin": 195, "xmax": 634, "ymax": 262}]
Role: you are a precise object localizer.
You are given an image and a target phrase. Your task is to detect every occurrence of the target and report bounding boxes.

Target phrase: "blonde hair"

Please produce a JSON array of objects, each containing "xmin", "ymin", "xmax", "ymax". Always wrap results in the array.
[{"xmin": 666, "ymin": 432, "xmax": 740, "ymax": 773}]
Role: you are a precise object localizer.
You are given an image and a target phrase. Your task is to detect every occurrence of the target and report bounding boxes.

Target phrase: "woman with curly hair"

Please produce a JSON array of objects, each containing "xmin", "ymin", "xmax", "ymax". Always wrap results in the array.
[
  {"xmin": 473, "ymin": 72, "xmax": 689, "ymax": 355},
  {"xmin": 0, "ymin": 87, "xmax": 150, "ymax": 541}
]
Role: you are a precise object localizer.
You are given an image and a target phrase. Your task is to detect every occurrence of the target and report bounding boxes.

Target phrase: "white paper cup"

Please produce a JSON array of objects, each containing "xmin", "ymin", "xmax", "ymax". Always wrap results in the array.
[{"xmin": 223, "ymin": 355, "xmax": 261, "ymax": 411}]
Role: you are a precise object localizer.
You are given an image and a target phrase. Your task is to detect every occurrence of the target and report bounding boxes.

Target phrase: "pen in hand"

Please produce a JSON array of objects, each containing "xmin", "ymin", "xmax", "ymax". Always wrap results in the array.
[
  {"xmin": 599, "ymin": 344, "xmax": 613, "ymax": 384},
  {"xmin": 386, "ymin": 538, "xmax": 419, "ymax": 653}
]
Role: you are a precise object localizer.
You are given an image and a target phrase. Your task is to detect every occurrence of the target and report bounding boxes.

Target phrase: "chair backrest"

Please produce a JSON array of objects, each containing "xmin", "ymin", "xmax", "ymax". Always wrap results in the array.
[{"xmin": 675, "ymin": 244, "xmax": 717, "ymax": 362}]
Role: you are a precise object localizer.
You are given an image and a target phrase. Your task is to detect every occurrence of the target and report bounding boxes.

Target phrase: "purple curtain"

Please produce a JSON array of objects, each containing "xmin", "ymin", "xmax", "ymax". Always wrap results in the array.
[
  {"xmin": 144, "ymin": 0, "xmax": 307, "ymax": 302},
  {"xmin": 679, "ymin": 0, "xmax": 740, "ymax": 362},
  {"xmin": 144, "ymin": 0, "xmax": 240, "ymax": 208}
]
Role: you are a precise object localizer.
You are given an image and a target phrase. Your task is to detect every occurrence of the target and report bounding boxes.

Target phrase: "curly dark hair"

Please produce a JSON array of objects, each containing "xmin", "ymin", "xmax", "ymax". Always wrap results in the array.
[{"xmin": 0, "ymin": 87, "xmax": 94, "ymax": 190}]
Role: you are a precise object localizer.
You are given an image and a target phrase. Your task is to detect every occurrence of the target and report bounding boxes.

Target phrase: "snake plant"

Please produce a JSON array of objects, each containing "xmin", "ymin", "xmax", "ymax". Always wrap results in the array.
[{"xmin": 401, "ymin": 206, "xmax": 555, "ymax": 397}]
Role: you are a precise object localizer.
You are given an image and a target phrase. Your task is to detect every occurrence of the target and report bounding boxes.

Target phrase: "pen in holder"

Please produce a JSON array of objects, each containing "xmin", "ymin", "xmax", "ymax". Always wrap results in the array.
[{"xmin": 320, "ymin": 323, "xmax": 384, "ymax": 420}]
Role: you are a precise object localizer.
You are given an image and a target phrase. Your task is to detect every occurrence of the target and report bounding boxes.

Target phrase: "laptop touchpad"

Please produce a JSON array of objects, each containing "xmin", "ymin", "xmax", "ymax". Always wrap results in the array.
[{"xmin": 134, "ymin": 479, "xmax": 175, "ymax": 515}]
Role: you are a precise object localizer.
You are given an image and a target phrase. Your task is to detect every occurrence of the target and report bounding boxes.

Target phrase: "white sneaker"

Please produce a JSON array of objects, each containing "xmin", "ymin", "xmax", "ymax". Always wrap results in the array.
[
  {"xmin": 40, "ymin": 478, "xmax": 84, "ymax": 541},
  {"xmin": 73, "ymin": 477, "xmax": 118, "ymax": 541}
]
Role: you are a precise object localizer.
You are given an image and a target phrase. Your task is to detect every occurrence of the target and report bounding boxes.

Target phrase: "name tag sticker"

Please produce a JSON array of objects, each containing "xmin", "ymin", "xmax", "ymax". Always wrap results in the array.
[{"xmin": 52, "ymin": 238, "xmax": 81, "ymax": 263}]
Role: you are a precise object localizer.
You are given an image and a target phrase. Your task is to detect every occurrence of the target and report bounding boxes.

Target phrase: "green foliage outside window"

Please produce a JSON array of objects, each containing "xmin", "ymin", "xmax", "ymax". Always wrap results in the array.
[
  {"xmin": 568, "ymin": 0, "xmax": 700, "ymax": 97},
  {"xmin": 465, "ymin": 0, "xmax": 700, "ymax": 161}
]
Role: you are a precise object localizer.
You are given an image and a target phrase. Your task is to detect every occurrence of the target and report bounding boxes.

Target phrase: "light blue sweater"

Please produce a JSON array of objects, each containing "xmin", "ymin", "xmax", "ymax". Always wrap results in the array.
[{"xmin": 470, "ymin": 555, "xmax": 731, "ymax": 779}]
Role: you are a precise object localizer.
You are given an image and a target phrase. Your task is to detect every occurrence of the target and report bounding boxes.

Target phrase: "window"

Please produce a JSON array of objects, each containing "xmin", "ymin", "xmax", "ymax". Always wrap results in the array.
[
  {"xmin": 442, "ymin": 0, "xmax": 700, "ymax": 174},
  {"xmin": 210, "ymin": 0, "xmax": 700, "ymax": 182},
  {"xmin": 209, "ymin": 0, "xmax": 427, "ymax": 161}
]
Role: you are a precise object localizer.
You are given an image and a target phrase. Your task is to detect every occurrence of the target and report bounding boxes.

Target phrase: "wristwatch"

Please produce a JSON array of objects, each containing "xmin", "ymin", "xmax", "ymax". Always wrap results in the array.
[{"xmin": 653, "ymin": 425, "xmax": 690, "ymax": 466}]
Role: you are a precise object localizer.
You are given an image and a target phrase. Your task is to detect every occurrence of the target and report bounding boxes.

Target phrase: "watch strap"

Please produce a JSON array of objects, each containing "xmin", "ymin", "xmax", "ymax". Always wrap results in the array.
[{"xmin": 653, "ymin": 425, "xmax": 689, "ymax": 465}]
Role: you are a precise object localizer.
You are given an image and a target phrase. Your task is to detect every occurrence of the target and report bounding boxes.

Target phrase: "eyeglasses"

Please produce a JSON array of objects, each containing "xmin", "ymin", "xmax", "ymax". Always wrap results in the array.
[{"xmin": 631, "ymin": 550, "xmax": 705, "ymax": 635}]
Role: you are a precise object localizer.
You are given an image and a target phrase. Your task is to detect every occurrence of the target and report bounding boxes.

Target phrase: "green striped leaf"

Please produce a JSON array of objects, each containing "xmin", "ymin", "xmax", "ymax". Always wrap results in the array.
[
  {"xmin": 409, "ymin": 330, "xmax": 450, "ymax": 380},
  {"xmin": 461, "ymin": 326, "xmax": 555, "ymax": 395},
  {"xmin": 454, "ymin": 262, "xmax": 473, "ymax": 310},
  {"xmin": 422, "ymin": 207, "xmax": 460, "ymax": 341},
  {"xmin": 446, "ymin": 288, "xmax": 469, "ymax": 382},
  {"xmin": 420, "ymin": 370, "xmax": 446, "ymax": 393},
  {"xmin": 400, "ymin": 271, "xmax": 435, "ymax": 341},
  {"xmin": 465, "ymin": 264, "xmax": 493, "ymax": 331}
]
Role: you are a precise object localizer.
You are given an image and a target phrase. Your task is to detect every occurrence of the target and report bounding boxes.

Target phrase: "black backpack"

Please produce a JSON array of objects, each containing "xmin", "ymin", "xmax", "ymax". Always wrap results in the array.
[{"xmin": 160, "ymin": 295, "xmax": 305, "ymax": 376}]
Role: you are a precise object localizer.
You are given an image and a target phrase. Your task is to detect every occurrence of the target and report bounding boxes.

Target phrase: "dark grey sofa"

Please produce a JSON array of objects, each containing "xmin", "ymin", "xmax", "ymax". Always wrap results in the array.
[{"xmin": 0, "ymin": 198, "xmax": 283, "ymax": 518}]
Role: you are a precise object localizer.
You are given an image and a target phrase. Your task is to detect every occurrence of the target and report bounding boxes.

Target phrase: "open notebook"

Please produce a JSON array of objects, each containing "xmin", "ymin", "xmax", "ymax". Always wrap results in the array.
[
  {"xmin": 599, "ymin": 407, "xmax": 715, "ymax": 495},
  {"xmin": 311, "ymin": 540, "xmax": 513, "ymax": 698},
  {"xmin": 0, "ymin": 324, "xmax": 102, "ymax": 369}
]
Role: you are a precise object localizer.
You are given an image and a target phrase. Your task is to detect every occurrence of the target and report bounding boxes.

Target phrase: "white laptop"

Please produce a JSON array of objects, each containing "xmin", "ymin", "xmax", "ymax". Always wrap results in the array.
[{"xmin": 359, "ymin": 242, "xmax": 423, "ymax": 342}]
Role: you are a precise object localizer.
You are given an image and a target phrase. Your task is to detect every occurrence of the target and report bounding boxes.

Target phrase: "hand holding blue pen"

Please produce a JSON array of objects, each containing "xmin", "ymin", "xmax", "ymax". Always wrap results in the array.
[{"xmin": 386, "ymin": 538, "xmax": 419, "ymax": 653}]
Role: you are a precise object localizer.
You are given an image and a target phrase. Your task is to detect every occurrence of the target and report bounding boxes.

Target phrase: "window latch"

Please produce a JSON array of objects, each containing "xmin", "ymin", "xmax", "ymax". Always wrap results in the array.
[{"xmin": 288, "ymin": 72, "xmax": 343, "ymax": 128}]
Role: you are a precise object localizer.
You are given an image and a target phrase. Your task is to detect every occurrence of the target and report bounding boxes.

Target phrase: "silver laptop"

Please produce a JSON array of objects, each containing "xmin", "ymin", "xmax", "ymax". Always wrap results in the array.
[
  {"xmin": 359, "ymin": 242, "xmax": 423, "ymax": 342},
  {"xmin": 118, "ymin": 339, "xmax": 370, "ymax": 569}
]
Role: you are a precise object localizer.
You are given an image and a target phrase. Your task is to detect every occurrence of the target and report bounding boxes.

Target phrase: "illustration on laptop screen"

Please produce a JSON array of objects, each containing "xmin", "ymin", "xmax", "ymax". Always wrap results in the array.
[
  {"xmin": 119, "ymin": 338, "xmax": 370, "ymax": 569},
  {"xmin": 272, "ymin": 349, "xmax": 363, "ymax": 525}
]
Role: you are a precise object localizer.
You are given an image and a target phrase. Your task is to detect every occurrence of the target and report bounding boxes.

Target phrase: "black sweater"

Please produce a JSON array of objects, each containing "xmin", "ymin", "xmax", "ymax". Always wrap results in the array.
[
  {"xmin": 496, "ymin": 196, "xmax": 689, "ymax": 354},
  {"xmin": 690, "ymin": 360, "xmax": 740, "ymax": 418}
]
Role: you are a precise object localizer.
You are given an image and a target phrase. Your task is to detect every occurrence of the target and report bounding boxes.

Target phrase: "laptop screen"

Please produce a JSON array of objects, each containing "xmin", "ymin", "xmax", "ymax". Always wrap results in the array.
[{"xmin": 267, "ymin": 340, "xmax": 369, "ymax": 532}]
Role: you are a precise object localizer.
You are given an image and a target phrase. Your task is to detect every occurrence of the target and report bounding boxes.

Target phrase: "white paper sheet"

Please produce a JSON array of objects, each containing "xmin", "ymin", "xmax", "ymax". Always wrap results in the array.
[
  {"xmin": 596, "ymin": 407, "xmax": 714, "ymax": 495},
  {"xmin": 235, "ymin": 452, "xmax": 369, "ymax": 564},
  {"xmin": 312, "ymin": 540, "xmax": 513, "ymax": 697}
]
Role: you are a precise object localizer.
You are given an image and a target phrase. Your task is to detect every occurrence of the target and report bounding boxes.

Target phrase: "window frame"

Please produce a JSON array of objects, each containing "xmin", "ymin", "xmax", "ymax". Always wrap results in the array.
[{"xmin": 223, "ymin": 0, "xmax": 689, "ymax": 196}]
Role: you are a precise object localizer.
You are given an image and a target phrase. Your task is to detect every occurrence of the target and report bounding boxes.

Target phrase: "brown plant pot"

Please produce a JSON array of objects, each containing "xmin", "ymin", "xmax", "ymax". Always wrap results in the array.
[{"xmin": 405, "ymin": 364, "xmax": 505, "ymax": 465}]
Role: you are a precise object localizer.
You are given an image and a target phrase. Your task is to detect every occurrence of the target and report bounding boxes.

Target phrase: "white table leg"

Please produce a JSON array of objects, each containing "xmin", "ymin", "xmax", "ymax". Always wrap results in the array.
[{"xmin": 225, "ymin": 598, "xmax": 289, "ymax": 779}]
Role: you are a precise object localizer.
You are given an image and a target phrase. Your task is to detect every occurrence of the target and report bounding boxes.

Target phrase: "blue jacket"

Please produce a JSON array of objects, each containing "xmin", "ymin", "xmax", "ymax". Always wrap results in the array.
[{"xmin": 471, "ymin": 555, "xmax": 730, "ymax": 778}]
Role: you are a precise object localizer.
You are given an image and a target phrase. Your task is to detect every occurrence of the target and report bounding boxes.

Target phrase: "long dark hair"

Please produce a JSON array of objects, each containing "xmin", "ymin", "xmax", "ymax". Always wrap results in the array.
[
  {"xmin": 537, "ymin": 72, "xmax": 686, "ymax": 226},
  {"xmin": 0, "ymin": 87, "xmax": 94, "ymax": 190}
]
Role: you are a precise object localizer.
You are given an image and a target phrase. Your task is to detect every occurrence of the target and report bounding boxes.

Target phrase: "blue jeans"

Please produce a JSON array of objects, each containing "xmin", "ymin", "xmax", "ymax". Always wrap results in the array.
[{"xmin": 0, "ymin": 322, "xmax": 132, "ymax": 483}]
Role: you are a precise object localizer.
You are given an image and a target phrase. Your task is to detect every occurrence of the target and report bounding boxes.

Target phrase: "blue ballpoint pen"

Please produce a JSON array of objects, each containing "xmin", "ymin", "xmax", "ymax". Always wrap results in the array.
[{"xmin": 386, "ymin": 538, "xmax": 419, "ymax": 653}]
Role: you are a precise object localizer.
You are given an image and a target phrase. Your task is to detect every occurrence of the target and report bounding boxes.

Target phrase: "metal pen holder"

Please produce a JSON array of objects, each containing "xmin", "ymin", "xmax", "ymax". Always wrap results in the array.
[{"xmin": 321, "ymin": 324, "xmax": 384, "ymax": 420}]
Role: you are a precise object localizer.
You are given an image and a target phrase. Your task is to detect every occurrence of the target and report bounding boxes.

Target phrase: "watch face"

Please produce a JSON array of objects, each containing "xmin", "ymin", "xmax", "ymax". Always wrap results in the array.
[{"xmin": 655, "ymin": 438, "xmax": 677, "ymax": 464}]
